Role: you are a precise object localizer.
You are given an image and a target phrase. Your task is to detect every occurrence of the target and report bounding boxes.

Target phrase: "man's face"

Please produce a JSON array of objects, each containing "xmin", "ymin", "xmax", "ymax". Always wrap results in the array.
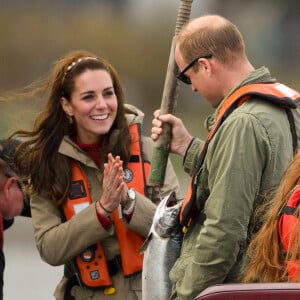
[
  {"xmin": 0, "ymin": 175, "xmax": 24, "ymax": 219},
  {"xmin": 175, "ymin": 45, "xmax": 222, "ymax": 108}
]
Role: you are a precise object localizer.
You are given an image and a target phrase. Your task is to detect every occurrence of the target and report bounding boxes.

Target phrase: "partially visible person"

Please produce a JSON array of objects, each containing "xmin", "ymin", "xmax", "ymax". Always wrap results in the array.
[
  {"xmin": 0, "ymin": 139, "xmax": 31, "ymax": 228},
  {"xmin": 0, "ymin": 138, "xmax": 30, "ymax": 300},
  {"xmin": 243, "ymin": 150, "xmax": 300, "ymax": 283},
  {"xmin": 151, "ymin": 14, "xmax": 300, "ymax": 299},
  {"xmin": 9, "ymin": 50, "xmax": 181, "ymax": 299}
]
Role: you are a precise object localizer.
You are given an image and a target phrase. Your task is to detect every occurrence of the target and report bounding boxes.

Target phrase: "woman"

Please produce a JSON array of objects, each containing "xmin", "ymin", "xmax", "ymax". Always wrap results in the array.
[
  {"xmin": 11, "ymin": 50, "xmax": 181, "ymax": 299},
  {"xmin": 243, "ymin": 150, "xmax": 300, "ymax": 283}
]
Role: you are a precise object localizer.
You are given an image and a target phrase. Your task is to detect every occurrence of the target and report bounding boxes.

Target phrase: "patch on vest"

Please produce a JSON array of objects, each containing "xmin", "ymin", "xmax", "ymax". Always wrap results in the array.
[
  {"xmin": 123, "ymin": 168, "xmax": 133, "ymax": 183},
  {"xmin": 69, "ymin": 180, "xmax": 87, "ymax": 199}
]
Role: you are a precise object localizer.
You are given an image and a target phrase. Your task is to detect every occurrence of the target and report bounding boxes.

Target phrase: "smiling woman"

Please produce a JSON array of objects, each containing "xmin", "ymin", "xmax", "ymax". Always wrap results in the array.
[
  {"xmin": 4, "ymin": 50, "xmax": 181, "ymax": 300},
  {"xmin": 61, "ymin": 68, "xmax": 118, "ymax": 144}
]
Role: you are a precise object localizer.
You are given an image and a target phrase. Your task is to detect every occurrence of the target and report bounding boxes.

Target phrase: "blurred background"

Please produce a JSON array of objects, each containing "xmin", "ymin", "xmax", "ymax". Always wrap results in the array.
[{"xmin": 1, "ymin": 0, "xmax": 299, "ymax": 299}]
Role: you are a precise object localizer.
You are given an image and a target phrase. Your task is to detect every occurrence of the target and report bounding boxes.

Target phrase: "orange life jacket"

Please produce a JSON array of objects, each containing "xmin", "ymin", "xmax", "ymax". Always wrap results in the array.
[
  {"xmin": 63, "ymin": 123, "xmax": 151, "ymax": 289},
  {"xmin": 180, "ymin": 82, "xmax": 300, "ymax": 232},
  {"xmin": 279, "ymin": 182, "xmax": 300, "ymax": 281}
]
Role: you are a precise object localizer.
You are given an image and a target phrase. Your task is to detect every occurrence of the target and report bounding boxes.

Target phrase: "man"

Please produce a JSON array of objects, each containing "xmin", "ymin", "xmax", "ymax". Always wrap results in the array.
[
  {"xmin": 151, "ymin": 14, "xmax": 300, "ymax": 299},
  {"xmin": 0, "ymin": 139, "xmax": 30, "ymax": 299}
]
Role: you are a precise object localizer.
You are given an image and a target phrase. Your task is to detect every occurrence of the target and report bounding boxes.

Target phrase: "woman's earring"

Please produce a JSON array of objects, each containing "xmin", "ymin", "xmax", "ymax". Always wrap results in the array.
[{"xmin": 67, "ymin": 115, "xmax": 73, "ymax": 124}]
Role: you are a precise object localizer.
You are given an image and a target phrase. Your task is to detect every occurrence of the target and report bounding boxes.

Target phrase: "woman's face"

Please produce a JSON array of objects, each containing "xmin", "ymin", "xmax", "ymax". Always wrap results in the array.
[{"xmin": 62, "ymin": 69, "xmax": 118, "ymax": 144}]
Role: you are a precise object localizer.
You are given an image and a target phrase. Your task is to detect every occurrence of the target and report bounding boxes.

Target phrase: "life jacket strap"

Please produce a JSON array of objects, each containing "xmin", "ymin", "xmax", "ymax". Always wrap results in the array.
[
  {"xmin": 180, "ymin": 82, "xmax": 300, "ymax": 230},
  {"xmin": 281, "ymin": 205, "xmax": 297, "ymax": 216}
]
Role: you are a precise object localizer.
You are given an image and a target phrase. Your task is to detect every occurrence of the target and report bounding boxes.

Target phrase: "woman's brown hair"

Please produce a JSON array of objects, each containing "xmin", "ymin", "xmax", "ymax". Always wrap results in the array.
[
  {"xmin": 243, "ymin": 150, "xmax": 300, "ymax": 282},
  {"xmin": 10, "ymin": 50, "xmax": 131, "ymax": 207}
]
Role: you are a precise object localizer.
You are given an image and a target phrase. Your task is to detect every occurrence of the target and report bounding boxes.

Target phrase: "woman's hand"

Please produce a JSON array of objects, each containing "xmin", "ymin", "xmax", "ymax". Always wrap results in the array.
[{"xmin": 98, "ymin": 153, "xmax": 127, "ymax": 215}]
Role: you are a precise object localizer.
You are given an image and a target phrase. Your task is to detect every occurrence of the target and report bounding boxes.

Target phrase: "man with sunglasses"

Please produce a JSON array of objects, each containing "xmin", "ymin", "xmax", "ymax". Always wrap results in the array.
[
  {"xmin": 0, "ymin": 139, "xmax": 30, "ymax": 300},
  {"xmin": 151, "ymin": 14, "xmax": 300, "ymax": 299}
]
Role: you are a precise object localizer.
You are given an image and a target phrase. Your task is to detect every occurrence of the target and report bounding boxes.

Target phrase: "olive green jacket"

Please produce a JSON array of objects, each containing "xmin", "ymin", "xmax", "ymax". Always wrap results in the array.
[
  {"xmin": 169, "ymin": 67, "xmax": 300, "ymax": 300},
  {"xmin": 30, "ymin": 104, "xmax": 181, "ymax": 299}
]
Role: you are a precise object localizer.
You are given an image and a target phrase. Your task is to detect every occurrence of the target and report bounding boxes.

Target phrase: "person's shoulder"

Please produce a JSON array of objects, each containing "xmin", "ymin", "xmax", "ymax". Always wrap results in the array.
[
  {"xmin": 221, "ymin": 99, "xmax": 284, "ymax": 134},
  {"xmin": 140, "ymin": 135, "xmax": 154, "ymax": 150},
  {"xmin": 236, "ymin": 96, "xmax": 288, "ymax": 117},
  {"xmin": 125, "ymin": 103, "xmax": 145, "ymax": 126}
]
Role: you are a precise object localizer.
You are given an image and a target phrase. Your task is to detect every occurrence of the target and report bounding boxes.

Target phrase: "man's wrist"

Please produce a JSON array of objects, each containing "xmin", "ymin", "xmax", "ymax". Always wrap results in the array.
[{"xmin": 183, "ymin": 137, "xmax": 195, "ymax": 164}]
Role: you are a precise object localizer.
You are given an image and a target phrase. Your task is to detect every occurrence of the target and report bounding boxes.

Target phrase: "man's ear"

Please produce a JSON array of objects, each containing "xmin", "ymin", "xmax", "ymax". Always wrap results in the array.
[
  {"xmin": 61, "ymin": 97, "xmax": 73, "ymax": 116},
  {"xmin": 3, "ymin": 177, "xmax": 17, "ymax": 201},
  {"xmin": 199, "ymin": 57, "xmax": 212, "ymax": 75}
]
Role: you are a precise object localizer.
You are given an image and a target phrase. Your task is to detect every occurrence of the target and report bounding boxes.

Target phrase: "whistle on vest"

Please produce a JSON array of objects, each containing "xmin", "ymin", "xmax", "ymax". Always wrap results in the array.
[
  {"xmin": 103, "ymin": 286, "xmax": 117, "ymax": 295},
  {"xmin": 182, "ymin": 218, "xmax": 192, "ymax": 233}
]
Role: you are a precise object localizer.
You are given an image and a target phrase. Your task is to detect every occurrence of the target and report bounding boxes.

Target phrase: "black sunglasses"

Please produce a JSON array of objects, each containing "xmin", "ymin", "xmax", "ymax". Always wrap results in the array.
[{"xmin": 177, "ymin": 54, "xmax": 212, "ymax": 85}]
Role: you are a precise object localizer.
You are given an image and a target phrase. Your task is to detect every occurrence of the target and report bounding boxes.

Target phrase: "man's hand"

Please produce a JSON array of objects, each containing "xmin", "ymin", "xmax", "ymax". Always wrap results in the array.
[{"xmin": 151, "ymin": 110, "xmax": 193, "ymax": 157}]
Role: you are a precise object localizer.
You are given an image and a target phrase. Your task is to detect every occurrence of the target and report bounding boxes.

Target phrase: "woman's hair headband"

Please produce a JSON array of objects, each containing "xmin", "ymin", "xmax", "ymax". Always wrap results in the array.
[{"xmin": 62, "ymin": 56, "xmax": 98, "ymax": 85}]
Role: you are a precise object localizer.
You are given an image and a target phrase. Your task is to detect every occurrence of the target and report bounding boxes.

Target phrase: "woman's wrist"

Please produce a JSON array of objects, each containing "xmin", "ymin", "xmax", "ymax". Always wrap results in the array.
[
  {"xmin": 95, "ymin": 201, "xmax": 113, "ymax": 230},
  {"xmin": 96, "ymin": 200, "xmax": 113, "ymax": 217},
  {"xmin": 122, "ymin": 199, "xmax": 136, "ymax": 215}
]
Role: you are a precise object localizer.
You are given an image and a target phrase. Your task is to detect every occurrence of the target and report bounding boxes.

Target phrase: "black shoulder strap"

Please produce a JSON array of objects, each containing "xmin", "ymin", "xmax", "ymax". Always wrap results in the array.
[{"xmin": 286, "ymin": 109, "xmax": 298, "ymax": 154}]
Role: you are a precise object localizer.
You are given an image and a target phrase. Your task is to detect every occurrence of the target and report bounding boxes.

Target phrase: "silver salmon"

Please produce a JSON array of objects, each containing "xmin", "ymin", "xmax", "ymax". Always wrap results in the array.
[{"xmin": 141, "ymin": 191, "xmax": 183, "ymax": 300}]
